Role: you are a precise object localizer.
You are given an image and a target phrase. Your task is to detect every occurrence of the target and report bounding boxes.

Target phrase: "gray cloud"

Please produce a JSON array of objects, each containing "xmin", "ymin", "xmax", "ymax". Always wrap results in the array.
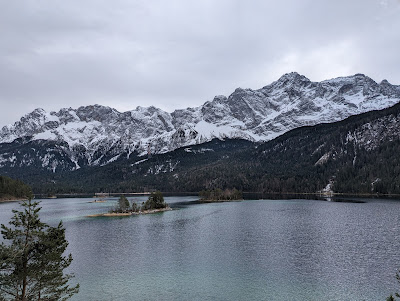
[{"xmin": 1, "ymin": 0, "xmax": 399, "ymax": 126}]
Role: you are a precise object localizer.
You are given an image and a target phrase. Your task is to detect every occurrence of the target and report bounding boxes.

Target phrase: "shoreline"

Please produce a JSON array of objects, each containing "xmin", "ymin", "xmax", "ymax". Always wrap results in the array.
[
  {"xmin": 0, "ymin": 197, "xmax": 28, "ymax": 203},
  {"xmin": 199, "ymin": 199, "xmax": 243, "ymax": 203},
  {"xmin": 32, "ymin": 191, "xmax": 400, "ymax": 199},
  {"xmin": 86, "ymin": 207, "xmax": 172, "ymax": 217}
]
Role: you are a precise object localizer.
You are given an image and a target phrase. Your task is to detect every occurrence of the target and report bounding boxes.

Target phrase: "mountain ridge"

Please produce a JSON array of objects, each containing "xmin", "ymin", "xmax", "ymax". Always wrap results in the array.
[
  {"xmin": 1, "ymin": 100, "xmax": 400, "ymax": 194},
  {"xmin": 1, "ymin": 72, "xmax": 399, "ymax": 172}
]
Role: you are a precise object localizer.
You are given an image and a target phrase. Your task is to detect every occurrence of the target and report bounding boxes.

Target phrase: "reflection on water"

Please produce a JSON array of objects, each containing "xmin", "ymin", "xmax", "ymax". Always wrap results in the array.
[{"xmin": 1, "ymin": 197, "xmax": 400, "ymax": 300}]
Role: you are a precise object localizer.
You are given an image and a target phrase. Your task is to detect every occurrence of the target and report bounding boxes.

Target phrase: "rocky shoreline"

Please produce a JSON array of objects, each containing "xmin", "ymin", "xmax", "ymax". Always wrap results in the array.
[
  {"xmin": 199, "ymin": 199, "xmax": 243, "ymax": 203},
  {"xmin": 86, "ymin": 207, "xmax": 172, "ymax": 217}
]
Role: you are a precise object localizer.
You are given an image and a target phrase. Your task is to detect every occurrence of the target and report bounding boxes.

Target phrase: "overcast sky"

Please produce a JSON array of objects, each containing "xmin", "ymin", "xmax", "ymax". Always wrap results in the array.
[{"xmin": 0, "ymin": 0, "xmax": 399, "ymax": 127}]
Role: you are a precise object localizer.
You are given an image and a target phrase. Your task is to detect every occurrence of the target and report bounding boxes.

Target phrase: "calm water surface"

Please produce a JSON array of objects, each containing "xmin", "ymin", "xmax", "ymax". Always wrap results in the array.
[{"xmin": 1, "ymin": 196, "xmax": 400, "ymax": 300}]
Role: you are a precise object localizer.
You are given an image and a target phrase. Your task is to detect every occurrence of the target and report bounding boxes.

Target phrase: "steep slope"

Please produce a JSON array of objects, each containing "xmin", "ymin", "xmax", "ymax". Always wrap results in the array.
[
  {"xmin": 138, "ymin": 101, "xmax": 400, "ymax": 195},
  {"xmin": 0, "ymin": 72, "xmax": 399, "ymax": 172}
]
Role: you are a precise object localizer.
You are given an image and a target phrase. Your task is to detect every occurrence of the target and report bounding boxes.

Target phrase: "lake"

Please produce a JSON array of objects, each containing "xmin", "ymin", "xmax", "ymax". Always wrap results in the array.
[{"xmin": 1, "ymin": 196, "xmax": 400, "ymax": 300}]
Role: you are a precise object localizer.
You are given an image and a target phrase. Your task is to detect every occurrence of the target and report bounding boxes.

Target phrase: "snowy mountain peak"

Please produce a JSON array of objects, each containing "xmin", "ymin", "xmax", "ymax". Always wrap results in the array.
[
  {"xmin": 213, "ymin": 95, "xmax": 228, "ymax": 102},
  {"xmin": 1, "ymin": 72, "xmax": 400, "ymax": 172},
  {"xmin": 263, "ymin": 72, "xmax": 312, "ymax": 92},
  {"xmin": 278, "ymin": 71, "xmax": 310, "ymax": 82}
]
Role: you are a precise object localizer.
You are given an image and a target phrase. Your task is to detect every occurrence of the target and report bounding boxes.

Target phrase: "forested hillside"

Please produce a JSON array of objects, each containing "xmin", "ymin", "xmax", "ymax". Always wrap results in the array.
[{"xmin": 0, "ymin": 175, "xmax": 32, "ymax": 200}]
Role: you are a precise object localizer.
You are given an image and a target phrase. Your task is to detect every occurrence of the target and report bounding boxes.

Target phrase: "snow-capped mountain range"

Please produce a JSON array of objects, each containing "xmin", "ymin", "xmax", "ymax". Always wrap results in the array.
[{"xmin": 0, "ymin": 72, "xmax": 399, "ymax": 171}]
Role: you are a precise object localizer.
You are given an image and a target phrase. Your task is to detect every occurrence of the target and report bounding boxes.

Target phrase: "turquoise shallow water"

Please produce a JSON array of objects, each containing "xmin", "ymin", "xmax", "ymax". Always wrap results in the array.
[{"xmin": 1, "ymin": 197, "xmax": 400, "ymax": 300}]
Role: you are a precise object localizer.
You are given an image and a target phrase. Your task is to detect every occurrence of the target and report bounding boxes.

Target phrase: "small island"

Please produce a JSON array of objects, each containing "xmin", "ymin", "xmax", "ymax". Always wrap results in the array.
[
  {"xmin": 87, "ymin": 191, "xmax": 171, "ymax": 217},
  {"xmin": 199, "ymin": 188, "xmax": 243, "ymax": 202}
]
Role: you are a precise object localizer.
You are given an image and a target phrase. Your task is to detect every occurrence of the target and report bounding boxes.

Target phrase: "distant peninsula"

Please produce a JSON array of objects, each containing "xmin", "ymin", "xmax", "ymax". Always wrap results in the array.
[{"xmin": 199, "ymin": 188, "xmax": 243, "ymax": 203}]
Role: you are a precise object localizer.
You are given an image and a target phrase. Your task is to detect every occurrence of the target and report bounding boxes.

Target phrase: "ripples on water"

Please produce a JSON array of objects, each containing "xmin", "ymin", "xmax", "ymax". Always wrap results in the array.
[{"xmin": 1, "ymin": 197, "xmax": 400, "ymax": 300}]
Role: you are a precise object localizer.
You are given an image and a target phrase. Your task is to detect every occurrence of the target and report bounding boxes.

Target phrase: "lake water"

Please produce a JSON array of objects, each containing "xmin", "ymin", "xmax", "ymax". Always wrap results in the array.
[{"xmin": 1, "ymin": 196, "xmax": 400, "ymax": 300}]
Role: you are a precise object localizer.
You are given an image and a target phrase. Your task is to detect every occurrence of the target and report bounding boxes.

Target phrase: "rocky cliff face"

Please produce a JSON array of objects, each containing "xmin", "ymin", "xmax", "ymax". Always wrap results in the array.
[{"xmin": 0, "ymin": 72, "xmax": 399, "ymax": 172}]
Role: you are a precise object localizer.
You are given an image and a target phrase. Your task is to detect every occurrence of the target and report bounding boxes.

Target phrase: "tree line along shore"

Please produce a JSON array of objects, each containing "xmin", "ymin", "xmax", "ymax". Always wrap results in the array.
[{"xmin": 0, "ymin": 175, "xmax": 32, "ymax": 202}]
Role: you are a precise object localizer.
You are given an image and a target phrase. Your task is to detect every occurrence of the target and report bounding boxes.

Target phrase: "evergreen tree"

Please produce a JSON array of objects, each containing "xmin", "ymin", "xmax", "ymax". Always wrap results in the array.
[
  {"xmin": 387, "ymin": 270, "xmax": 400, "ymax": 301},
  {"xmin": 142, "ymin": 191, "xmax": 167, "ymax": 210},
  {"xmin": 118, "ymin": 196, "xmax": 130, "ymax": 212},
  {"xmin": 0, "ymin": 199, "xmax": 79, "ymax": 301}
]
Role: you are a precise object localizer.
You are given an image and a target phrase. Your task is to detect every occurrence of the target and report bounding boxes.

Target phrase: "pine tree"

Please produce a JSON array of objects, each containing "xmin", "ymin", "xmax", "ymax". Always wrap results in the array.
[
  {"xmin": 142, "ymin": 191, "xmax": 167, "ymax": 210},
  {"xmin": 387, "ymin": 270, "xmax": 400, "ymax": 301},
  {"xmin": 118, "ymin": 196, "xmax": 130, "ymax": 212},
  {"xmin": 0, "ymin": 199, "xmax": 79, "ymax": 301}
]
